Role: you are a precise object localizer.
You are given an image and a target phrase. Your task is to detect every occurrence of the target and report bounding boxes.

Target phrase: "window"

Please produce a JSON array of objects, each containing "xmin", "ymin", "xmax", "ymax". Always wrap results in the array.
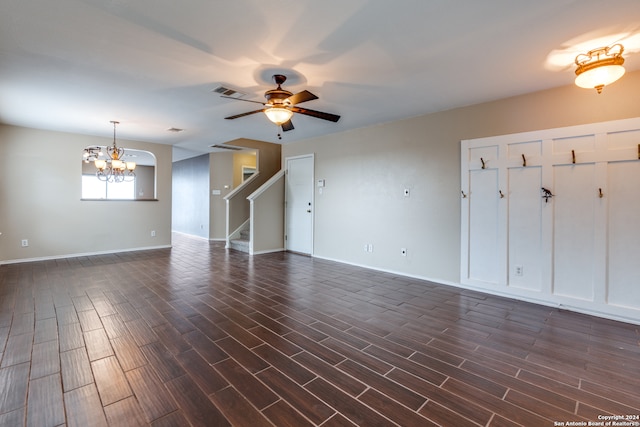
[
  {"xmin": 82, "ymin": 175, "xmax": 135, "ymax": 200},
  {"xmin": 81, "ymin": 147, "xmax": 156, "ymax": 200}
]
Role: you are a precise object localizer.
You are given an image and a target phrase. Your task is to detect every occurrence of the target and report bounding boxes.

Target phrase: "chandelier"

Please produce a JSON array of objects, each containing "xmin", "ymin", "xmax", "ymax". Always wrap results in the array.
[
  {"xmin": 574, "ymin": 44, "xmax": 625, "ymax": 94},
  {"xmin": 83, "ymin": 121, "xmax": 136, "ymax": 182}
]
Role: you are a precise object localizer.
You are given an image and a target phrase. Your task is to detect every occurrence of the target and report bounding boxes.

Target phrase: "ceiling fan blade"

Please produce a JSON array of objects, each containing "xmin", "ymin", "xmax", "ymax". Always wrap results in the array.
[
  {"xmin": 281, "ymin": 120, "xmax": 295, "ymax": 132},
  {"xmin": 290, "ymin": 106, "xmax": 340, "ymax": 122},
  {"xmin": 220, "ymin": 95, "xmax": 266, "ymax": 105},
  {"xmin": 225, "ymin": 109, "xmax": 265, "ymax": 120},
  {"xmin": 286, "ymin": 90, "xmax": 318, "ymax": 105}
]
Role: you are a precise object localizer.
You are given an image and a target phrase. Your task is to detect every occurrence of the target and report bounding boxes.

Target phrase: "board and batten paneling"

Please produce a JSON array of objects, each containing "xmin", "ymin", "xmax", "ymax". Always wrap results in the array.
[{"xmin": 461, "ymin": 117, "xmax": 640, "ymax": 324}]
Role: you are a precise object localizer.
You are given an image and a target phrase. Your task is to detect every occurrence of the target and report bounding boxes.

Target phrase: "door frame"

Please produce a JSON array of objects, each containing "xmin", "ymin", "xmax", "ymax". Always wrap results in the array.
[{"xmin": 284, "ymin": 154, "xmax": 315, "ymax": 255}]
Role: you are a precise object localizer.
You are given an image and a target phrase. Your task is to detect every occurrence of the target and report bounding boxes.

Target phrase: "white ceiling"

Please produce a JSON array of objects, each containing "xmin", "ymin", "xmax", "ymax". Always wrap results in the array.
[{"xmin": 1, "ymin": 0, "xmax": 640, "ymax": 161}]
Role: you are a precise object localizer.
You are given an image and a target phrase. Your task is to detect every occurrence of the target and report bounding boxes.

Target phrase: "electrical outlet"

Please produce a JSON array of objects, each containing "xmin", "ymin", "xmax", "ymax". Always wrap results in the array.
[
  {"xmin": 364, "ymin": 244, "xmax": 369, "ymax": 252},
  {"xmin": 515, "ymin": 265, "xmax": 523, "ymax": 276},
  {"xmin": 368, "ymin": 244, "xmax": 373, "ymax": 253},
  {"xmin": 151, "ymin": 230, "xmax": 156, "ymax": 237},
  {"xmin": 401, "ymin": 248, "xmax": 407, "ymax": 256},
  {"xmin": 21, "ymin": 239, "xmax": 29, "ymax": 247}
]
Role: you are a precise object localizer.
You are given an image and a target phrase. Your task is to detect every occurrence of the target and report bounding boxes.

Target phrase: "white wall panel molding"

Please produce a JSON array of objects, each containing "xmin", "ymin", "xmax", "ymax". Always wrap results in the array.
[{"xmin": 461, "ymin": 117, "xmax": 640, "ymax": 324}]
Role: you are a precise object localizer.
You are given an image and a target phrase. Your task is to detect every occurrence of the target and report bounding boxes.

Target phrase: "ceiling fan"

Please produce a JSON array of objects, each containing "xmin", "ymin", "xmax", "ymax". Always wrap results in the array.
[{"xmin": 222, "ymin": 74, "xmax": 340, "ymax": 136}]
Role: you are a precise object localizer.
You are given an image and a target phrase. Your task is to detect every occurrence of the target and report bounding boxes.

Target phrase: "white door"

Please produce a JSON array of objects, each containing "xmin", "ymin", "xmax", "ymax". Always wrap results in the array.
[{"xmin": 285, "ymin": 155, "xmax": 314, "ymax": 254}]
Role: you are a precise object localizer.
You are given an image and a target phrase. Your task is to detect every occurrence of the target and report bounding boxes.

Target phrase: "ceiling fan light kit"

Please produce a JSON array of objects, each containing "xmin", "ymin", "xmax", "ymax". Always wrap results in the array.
[
  {"xmin": 223, "ymin": 74, "xmax": 340, "ymax": 135},
  {"xmin": 264, "ymin": 107, "xmax": 293, "ymax": 125},
  {"xmin": 574, "ymin": 43, "xmax": 625, "ymax": 93}
]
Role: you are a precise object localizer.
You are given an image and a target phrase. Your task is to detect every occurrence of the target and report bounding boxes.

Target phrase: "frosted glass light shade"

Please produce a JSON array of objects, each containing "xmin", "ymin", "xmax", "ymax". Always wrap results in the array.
[
  {"xmin": 264, "ymin": 107, "xmax": 293, "ymax": 125},
  {"xmin": 575, "ymin": 64, "xmax": 625, "ymax": 92}
]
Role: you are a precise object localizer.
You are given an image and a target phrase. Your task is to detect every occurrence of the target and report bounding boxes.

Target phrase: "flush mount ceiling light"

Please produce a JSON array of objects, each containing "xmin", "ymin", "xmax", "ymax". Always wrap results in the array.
[
  {"xmin": 574, "ymin": 43, "xmax": 625, "ymax": 94},
  {"xmin": 82, "ymin": 121, "xmax": 136, "ymax": 182}
]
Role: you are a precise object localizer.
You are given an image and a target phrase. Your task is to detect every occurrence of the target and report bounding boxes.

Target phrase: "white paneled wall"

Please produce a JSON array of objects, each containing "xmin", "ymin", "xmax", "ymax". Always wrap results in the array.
[
  {"xmin": 461, "ymin": 117, "xmax": 640, "ymax": 324},
  {"xmin": 608, "ymin": 160, "xmax": 640, "ymax": 309}
]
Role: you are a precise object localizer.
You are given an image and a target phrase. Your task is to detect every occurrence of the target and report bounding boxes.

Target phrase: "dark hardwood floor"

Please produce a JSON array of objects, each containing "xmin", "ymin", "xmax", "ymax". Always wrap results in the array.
[{"xmin": 1, "ymin": 233, "xmax": 639, "ymax": 426}]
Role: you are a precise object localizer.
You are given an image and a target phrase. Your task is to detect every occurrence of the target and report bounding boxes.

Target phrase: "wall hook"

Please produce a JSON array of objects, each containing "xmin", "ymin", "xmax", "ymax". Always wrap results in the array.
[
  {"xmin": 541, "ymin": 187, "xmax": 554, "ymax": 203},
  {"xmin": 571, "ymin": 149, "xmax": 576, "ymax": 164},
  {"xmin": 480, "ymin": 157, "xmax": 486, "ymax": 169},
  {"xmin": 598, "ymin": 188, "xmax": 604, "ymax": 198},
  {"xmin": 499, "ymin": 190, "xmax": 505, "ymax": 199},
  {"xmin": 461, "ymin": 190, "xmax": 467, "ymax": 198},
  {"xmin": 521, "ymin": 154, "xmax": 527, "ymax": 167}
]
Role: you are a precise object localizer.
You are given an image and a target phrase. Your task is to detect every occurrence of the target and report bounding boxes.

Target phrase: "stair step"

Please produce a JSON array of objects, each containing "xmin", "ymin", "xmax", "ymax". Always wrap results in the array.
[{"xmin": 229, "ymin": 238, "xmax": 250, "ymax": 253}]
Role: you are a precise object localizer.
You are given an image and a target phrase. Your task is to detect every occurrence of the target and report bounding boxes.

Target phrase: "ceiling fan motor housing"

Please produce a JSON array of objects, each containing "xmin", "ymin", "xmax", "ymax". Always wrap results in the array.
[
  {"xmin": 265, "ymin": 74, "xmax": 293, "ymax": 105},
  {"xmin": 264, "ymin": 88, "xmax": 293, "ymax": 105}
]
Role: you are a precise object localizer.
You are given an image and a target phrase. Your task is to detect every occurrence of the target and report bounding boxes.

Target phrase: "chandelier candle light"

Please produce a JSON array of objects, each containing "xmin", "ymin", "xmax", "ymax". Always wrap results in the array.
[
  {"xmin": 574, "ymin": 43, "xmax": 625, "ymax": 94},
  {"xmin": 82, "ymin": 121, "xmax": 136, "ymax": 182}
]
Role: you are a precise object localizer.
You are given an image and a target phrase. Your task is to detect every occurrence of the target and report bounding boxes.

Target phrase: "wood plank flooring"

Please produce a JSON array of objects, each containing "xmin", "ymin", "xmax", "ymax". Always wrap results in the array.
[{"xmin": 1, "ymin": 233, "xmax": 639, "ymax": 426}]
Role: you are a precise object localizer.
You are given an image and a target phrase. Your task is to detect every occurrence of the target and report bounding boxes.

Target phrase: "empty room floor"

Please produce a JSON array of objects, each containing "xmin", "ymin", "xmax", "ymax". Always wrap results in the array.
[{"xmin": 1, "ymin": 233, "xmax": 639, "ymax": 426}]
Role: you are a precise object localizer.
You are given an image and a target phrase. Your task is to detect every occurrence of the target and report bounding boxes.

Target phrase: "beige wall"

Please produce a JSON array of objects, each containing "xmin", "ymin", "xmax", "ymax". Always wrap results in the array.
[
  {"xmin": 250, "ymin": 172, "xmax": 285, "ymax": 254},
  {"xmin": 0, "ymin": 125, "xmax": 172, "ymax": 263},
  {"xmin": 226, "ymin": 138, "xmax": 282, "ymax": 178},
  {"xmin": 232, "ymin": 152, "xmax": 257, "ymax": 188},
  {"xmin": 209, "ymin": 152, "xmax": 234, "ymax": 240},
  {"xmin": 282, "ymin": 70, "xmax": 640, "ymax": 283},
  {"xmin": 135, "ymin": 165, "xmax": 155, "ymax": 200}
]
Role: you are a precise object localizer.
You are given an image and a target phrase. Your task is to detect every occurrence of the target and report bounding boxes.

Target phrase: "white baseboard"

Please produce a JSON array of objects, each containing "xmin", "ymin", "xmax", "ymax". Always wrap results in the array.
[
  {"xmin": 252, "ymin": 247, "xmax": 285, "ymax": 255},
  {"xmin": 0, "ymin": 245, "xmax": 172, "ymax": 265},
  {"xmin": 171, "ymin": 230, "xmax": 210, "ymax": 240},
  {"xmin": 312, "ymin": 254, "xmax": 640, "ymax": 326}
]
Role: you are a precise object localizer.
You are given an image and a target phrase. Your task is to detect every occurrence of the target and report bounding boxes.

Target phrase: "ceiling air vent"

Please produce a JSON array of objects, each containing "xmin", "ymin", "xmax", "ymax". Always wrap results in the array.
[
  {"xmin": 210, "ymin": 144, "xmax": 243, "ymax": 151},
  {"xmin": 212, "ymin": 85, "xmax": 247, "ymax": 99}
]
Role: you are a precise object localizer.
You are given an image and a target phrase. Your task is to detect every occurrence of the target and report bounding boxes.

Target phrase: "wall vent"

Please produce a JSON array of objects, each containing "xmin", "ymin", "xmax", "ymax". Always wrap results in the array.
[
  {"xmin": 212, "ymin": 85, "xmax": 247, "ymax": 99},
  {"xmin": 210, "ymin": 144, "xmax": 243, "ymax": 151}
]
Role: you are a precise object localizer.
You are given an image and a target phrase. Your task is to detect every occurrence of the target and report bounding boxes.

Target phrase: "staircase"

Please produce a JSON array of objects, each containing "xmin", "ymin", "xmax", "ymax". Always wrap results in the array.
[{"xmin": 228, "ymin": 228, "xmax": 250, "ymax": 253}]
